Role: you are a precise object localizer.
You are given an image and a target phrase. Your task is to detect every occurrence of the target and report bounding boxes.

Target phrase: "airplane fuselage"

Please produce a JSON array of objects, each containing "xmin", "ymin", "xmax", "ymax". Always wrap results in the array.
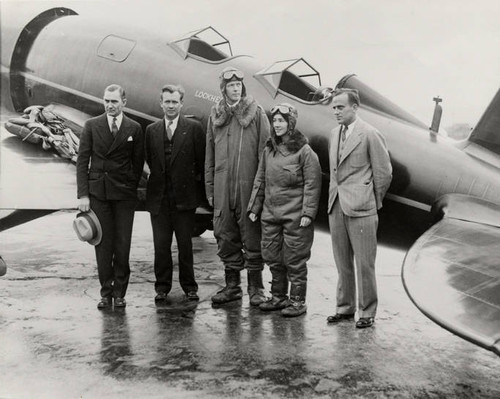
[
  {"xmin": 3, "ymin": 4, "xmax": 500, "ymax": 357},
  {"xmin": 2, "ymin": 6, "xmax": 500, "ymax": 218}
]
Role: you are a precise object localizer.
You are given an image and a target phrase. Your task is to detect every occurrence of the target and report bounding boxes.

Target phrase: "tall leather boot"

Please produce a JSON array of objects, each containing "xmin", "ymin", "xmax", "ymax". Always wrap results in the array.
[
  {"xmin": 260, "ymin": 272, "xmax": 288, "ymax": 311},
  {"xmin": 247, "ymin": 270, "xmax": 266, "ymax": 306},
  {"xmin": 281, "ymin": 284, "xmax": 306, "ymax": 317},
  {"xmin": 211, "ymin": 269, "xmax": 243, "ymax": 304}
]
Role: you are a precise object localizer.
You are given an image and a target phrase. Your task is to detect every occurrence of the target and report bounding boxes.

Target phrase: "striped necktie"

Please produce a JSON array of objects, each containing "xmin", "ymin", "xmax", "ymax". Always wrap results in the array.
[
  {"xmin": 166, "ymin": 120, "xmax": 173, "ymax": 141},
  {"xmin": 111, "ymin": 117, "xmax": 119, "ymax": 137},
  {"xmin": 338, "ymin": 125, "xmax": 347, "ymax": 161}
]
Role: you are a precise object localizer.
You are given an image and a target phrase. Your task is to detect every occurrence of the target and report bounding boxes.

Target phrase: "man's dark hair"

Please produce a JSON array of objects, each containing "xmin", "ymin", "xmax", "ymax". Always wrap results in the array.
[
  {"xmin": 161, "ymin": 84, "xmax": 185, "ymax": 101},
  {"xmin": 333, "ymin": 88, "xmax": 360, "ymax": 106}
]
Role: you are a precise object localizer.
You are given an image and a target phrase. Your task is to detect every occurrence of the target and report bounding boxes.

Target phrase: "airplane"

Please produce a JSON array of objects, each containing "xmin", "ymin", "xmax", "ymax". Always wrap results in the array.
[{"xmin": 1, "ymin": 6, "xmax": 499, "ymax": 357}]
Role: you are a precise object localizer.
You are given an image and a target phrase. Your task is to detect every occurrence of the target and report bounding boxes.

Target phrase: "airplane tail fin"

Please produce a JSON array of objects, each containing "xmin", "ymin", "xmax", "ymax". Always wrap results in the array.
[{"xmin": 469, "ymin": 88, "xmax": 500, "ymax": 155}]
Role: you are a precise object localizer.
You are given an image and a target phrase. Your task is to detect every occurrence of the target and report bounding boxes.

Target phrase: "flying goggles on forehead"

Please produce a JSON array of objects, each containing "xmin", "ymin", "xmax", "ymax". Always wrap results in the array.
[
  {"xmin": 271, "ymin": 105, "xmax": 293, "ymax": 115},
  {"xmin": 222, "ymin": 70, "xmax": 244, "ymax": 80}
]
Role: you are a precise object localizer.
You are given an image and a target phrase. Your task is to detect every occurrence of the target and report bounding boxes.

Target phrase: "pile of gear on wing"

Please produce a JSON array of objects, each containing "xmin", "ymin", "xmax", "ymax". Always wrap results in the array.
[{"xmin": 5, "ymin": 105, "xmax": 80, "ymax": 163}]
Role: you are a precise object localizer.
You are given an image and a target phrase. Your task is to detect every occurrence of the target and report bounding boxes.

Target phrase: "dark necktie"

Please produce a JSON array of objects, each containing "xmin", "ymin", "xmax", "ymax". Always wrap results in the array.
[
  {"xmin": 341, "ymin": 125, "xmax": 347, "ymax": 142},
  {"xmin": 338, "ymin": 125, "xmax": 347, "ymax": 161},
  {"xmin": 111, "ymin": 117, "xmax": 119, "ymax": 138},
  {"xmin": 166, "ymin": 120, "xmax": 173, "ymax": 141}
]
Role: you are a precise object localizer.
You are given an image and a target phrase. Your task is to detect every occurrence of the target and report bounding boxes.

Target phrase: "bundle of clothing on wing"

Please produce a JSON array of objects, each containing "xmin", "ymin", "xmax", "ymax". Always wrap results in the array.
[{"xmin": 4, "ymin": 105, "xmax": 80, "ymax": 162}]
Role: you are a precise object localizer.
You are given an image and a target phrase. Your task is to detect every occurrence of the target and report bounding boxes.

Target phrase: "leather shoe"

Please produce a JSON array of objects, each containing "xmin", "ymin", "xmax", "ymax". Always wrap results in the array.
[
  {"xmin": 186, "ymin": 291, "xmax": 199, "ymax": 301},
  {"xmin": 326, "ymin": 313, "xmax": 355, "ymax": 323},
  {"xmin": 356, "ymin": 317, "xmax": 374, "ymax": 328},
  {"xmin": 97, "ymin": 297, "xmax": 112, "ymax": 309},
  {"xmin": 155, "ymin": 292, "xmax": 168, "ymax": 303},
  {"xmin": 114, "ymin": 297, "xmax": 126, "ymax": 308}
]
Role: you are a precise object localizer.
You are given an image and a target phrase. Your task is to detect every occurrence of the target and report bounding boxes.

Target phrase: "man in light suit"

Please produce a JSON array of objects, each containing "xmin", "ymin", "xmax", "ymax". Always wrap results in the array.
[
  {"xmin": 77, "ymin": 84, "xmax": 144, "ymax": 309},
  {"xmin": 144, "ymin": 84, "xmax": 205, "ymax": 303},
  {"xmin": 327, "ymin": 88, "xmax": 392, "ymax": 328}
]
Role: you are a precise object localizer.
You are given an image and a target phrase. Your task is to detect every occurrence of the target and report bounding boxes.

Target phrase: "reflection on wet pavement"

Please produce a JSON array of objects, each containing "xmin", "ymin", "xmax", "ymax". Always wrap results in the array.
[
  {"xmin": 0, "ymin": 212, "xmax": 499, "ymax": 398},
  {"xmin": 100, "ymin": 309, "xmax": 133, "ymax": 375}
]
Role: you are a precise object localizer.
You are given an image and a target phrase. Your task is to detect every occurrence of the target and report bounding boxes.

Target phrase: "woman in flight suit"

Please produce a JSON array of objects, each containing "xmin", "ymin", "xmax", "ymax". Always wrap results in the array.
[{"xmin": 248, "ymin": 103, "xmax": 321, "ymax": 317}]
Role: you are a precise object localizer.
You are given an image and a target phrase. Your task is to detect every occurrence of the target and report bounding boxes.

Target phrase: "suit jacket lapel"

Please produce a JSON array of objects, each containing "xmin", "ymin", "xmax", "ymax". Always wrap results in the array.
[
  {"xmin": 339, "ymin": 122, "xmax": 361, "ymax": 165},
  {"xmin": 330, "ymin": 126, "xmax": 340, "ymax": 169},
  {"xmin": 154, "ymin": 121, "xmax": 166, "ymax": 172},
  {"xmin": 107, "ymin": 115, "xmax": 132, "ymax": 155},
  {"xmin": 171, "ymin": 116, "xmax": 187, "ymax": 165},
  {"xmin": 97, "ymin": 114, "xmax": 114, "ymax": 150}
]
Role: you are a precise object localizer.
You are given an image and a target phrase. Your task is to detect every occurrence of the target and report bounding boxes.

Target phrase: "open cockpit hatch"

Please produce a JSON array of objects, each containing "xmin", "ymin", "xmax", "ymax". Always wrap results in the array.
[
  {"xmin": 254, "ymin": 58, "xmax": 333, "ymax": 104},
  {"xmin": 169, "ymin": 26, "xmax": 232, "ymax": 63}
]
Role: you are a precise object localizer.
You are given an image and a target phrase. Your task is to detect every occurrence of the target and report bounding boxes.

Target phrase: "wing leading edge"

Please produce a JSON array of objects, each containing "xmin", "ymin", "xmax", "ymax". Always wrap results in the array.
[{"xmin": 402, "ymin": 195, "xmax": 500, "ymax": 356}]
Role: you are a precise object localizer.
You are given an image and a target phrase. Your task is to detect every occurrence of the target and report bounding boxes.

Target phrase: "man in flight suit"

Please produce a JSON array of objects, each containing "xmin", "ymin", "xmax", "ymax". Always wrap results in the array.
[{"xmin": 205, "ymin": 67, "xmax": 270, "ymax": 306}]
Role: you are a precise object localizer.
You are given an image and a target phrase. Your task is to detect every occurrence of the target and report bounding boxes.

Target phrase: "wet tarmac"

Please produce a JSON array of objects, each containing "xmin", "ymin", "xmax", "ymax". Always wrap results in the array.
[{"xmin": 0, "ymin": 211, "xmax": 499, "ymax": 398}]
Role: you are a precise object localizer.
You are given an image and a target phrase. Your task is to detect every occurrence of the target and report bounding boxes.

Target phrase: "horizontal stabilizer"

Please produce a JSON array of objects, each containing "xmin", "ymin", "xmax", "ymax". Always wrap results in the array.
[{"xmin": 402, "ymin": 196, "xmax": 500, "ymax": 356}]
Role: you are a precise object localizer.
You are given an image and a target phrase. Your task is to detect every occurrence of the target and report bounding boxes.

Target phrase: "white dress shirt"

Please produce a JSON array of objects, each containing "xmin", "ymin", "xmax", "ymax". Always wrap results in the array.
[
  {"xmin": 165, "ymin": 115, "xmax": 179, "ymax": 137},
  {"xmin": 107, "ymin": 113, "xmax": 123, "ymax": 131},
  {"xmin": 343, "ymin": 118, "xmax": 357, "ymax": 141}
]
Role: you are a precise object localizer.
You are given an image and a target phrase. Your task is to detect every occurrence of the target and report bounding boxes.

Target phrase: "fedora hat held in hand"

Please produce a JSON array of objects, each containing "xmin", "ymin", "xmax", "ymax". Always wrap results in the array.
[{"xmin": 73, "ymin": 209, "xmax": 102, "ymax": 246}]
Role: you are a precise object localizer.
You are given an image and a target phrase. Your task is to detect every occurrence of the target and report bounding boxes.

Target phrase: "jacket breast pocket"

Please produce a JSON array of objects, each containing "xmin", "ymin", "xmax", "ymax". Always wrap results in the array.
[
  {"xmin": 350, "ymin": 152, "xmax": 367, "ymax": 167},
  {"xmin": 283, "ymin": 164, "xmax": 303, "ymax": 186},
  {"xmin": 124, "ymin": 140, "xmax": 134, "ymax": 152}
]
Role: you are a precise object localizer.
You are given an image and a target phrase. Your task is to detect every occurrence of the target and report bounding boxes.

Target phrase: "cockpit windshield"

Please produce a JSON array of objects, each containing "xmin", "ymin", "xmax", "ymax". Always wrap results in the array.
[
  {"xmin": 255, "ymin": 58, "xmax": 333, "ymax": 104},
  {"xmin": 169, "ymin": 26, "xmax": 231, "ymax": 63}
]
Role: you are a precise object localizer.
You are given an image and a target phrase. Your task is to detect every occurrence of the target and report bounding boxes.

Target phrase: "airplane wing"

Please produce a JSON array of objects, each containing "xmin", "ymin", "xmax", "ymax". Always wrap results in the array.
[
  {"xmin": 402, "ymin": 194, "xmax": 500, "ymax": 356},
  {"xmin": 0, "ymin": 122, "xmax": 76, "ymax": 209},
  {"xmin": 0, "ymin": 104, "xmax": 86, "ymax": 210}
]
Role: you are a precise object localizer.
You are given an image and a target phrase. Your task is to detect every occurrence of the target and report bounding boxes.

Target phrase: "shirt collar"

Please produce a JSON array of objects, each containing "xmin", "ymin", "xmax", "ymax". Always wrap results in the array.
[
  {"xmin": 343, "ymin": 117, "xmax": 357, "ymax": 139},
  {"xmin": 107, "ymin": 113, "xmax": 123, "ymax": 129},
  {"xmin": 165, "ymin": 115, "xmax": 180, "ymax": 132}
]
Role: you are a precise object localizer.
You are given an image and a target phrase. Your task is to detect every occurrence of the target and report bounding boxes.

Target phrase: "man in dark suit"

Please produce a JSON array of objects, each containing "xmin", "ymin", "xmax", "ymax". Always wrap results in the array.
[
  {"xmin": 144, "ymin": 84, "xmax": 205, "ymax": 303},
  {"xmin": 327, "ymin": 89, "xmax": 392, "ymax": 328},
  {"xmin": 77, "ymin": 84, "xmax": 144, "ymax": 309}
]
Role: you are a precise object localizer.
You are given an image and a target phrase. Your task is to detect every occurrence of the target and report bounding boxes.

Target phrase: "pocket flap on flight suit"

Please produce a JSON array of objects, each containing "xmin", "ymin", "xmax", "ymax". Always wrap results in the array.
[{"xmin": 283, "ymin": 164, "xmax": 301, "ymax": 173}]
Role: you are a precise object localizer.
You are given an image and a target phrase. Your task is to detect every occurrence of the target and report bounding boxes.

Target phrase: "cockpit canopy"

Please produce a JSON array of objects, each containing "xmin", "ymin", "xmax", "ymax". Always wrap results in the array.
[
  {"xmin": 169, "ymin": 26, "xmax": 232, "ymax": 62},
  {"xmin": 254, "ymin": 58, "xmax": 333, "ymax": 104},
  {"xmin": 170, "ymin": 29, "xmax": 335, "ymax": 105}
]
